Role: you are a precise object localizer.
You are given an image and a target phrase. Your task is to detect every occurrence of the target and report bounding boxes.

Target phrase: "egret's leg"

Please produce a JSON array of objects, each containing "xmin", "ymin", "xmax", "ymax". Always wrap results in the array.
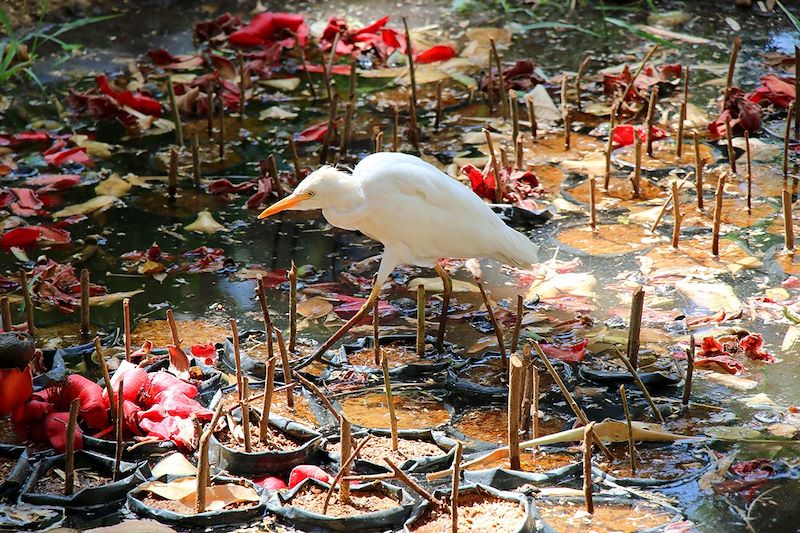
[
  {"xmin": 294, "ymin": 256, "xmax": 398, "ymax": 370},
  {"xmin": 434, "ymin": 263, "xmax": 452, "ymax": 351}
]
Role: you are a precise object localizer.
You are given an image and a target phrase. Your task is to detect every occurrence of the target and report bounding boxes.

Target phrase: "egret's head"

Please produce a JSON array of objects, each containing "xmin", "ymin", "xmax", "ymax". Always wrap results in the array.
[{"xmin": 257, "ymin": 165, "xmax": 349, "ymax": 219}]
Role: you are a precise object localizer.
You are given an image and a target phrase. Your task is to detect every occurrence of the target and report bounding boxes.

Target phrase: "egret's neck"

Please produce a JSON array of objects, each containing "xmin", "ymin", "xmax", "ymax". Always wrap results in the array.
[{"xmin": 317, "ymin": 170, "xmax": 365, "ymax": 228}]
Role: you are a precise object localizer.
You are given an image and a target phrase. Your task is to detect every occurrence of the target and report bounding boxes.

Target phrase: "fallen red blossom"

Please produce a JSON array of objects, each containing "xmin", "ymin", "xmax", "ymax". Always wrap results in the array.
[
  {"xmin": 208, "ymin": 178, "xmax": 257, "ymax": 194},
  {"xmin": 0, "ymin": 366, "xmax": 33, "ymax": 416},
  {"xmin": 0, "ymin": 130, "xmax": 51, "ymax": 148},
  {"xmin": 694, "ymin": 354, "xmax": 745, "ymax": 375},
  {"xmin": 0, "ymin": 225, "xmax": 71, "ymax": 249},
  {"xmin": 190, "ymin": 343, "xmax": 217, "ymax": 365},
  {"xmin": 228, "ymin": 12, "xmax": 308, "ymax": 49},
  {"xmin": 461, "ymin": 162, "xmax": 541, "ymax": 208},
  {"xmin": 194, "ymin": 12, "xmax": 241, "ymax": 42},
  {"xmin": 289, "ymin": 465, "xmax": 331, "ymax": 488},
  {"xmin": 26, "ymin": 259, "xmax": 107, "ymax": 313},
  {"xmin": 245, "ymin": 177, "xmax": 273, "ymax": 209},
  {"xmin": 95, "ymin": 75, "xmax": 162, "ymax": 117},
  {"xmin": 539, "ymin": 339, "xmax": 588, "ymax": 363},
  {"xmin": 43, "ymin": 141, "xmax": 92, "ymax": 168},
  {"xmin": 297, "ymin": 63, "xmax": 352, "ymax": 75},
  {"xmin": 415, "ymin": 45, "xmax": 456, "ymax": 64},
  {"xmin": 603, "ymin": 63, "xmax": 682, "ymax": 111},
  {"xmin": 481, "ymin": 60, "xmax": 545, "ymax": 94},
  {"xmin": 295, "ymin": 120, "xmax": 333, "ymax": 143},
  {"xmin": 708, "ymin": 87, "xmax": 761, "ymax": 139},
  {"xmin": 611, "ymin": 124, "xmax": 668, "ymax": 147},
  {"xmin": 739, "ymin": 333, "xmax": 775, "ymax": 363},
  {"xmin": 24, "ymin": 174, "xmax": 82, "ymax": 192},
  {"xmin": 319, "ymin": 16, "xmax": 403, "ymax": 63},
  {"xmin": 748, "ymin": 74, "xmax": 795, "ymax": 109},
  {"xmin": 697, "ymin": 336, "xmax": 728, "ymax": 358},
  {"xmin": 147, "ymin": 49, "xmax": 204, "ymax": 70}
]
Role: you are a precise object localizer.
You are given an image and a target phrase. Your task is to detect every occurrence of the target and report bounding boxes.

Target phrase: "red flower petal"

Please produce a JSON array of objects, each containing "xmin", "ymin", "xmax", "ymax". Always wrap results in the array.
[{"xmin": 415, "ymin": 45, "xmax": 456, "ymax": 64}]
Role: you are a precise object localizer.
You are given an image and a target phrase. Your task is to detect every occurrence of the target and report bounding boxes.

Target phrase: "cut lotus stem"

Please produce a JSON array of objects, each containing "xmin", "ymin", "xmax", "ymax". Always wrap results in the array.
[
  {"xmin": 230, "ymin": 318, "xmax": 244, "ymax": 400},
  {"xmin": 288, "ymin": 138, "xmax": 302, "ymax": 182},
  {"xmin": 712, "ymin": 172, "xmax": 726, "ymax": 256},
  {"xmin": 1, "ymin": 297, "xmax": 11, "ymax": 332},
  {"xmin": 260, "ymin": 356, "xmax": 276, "ymax": 443},
  {"xmin": 113, "ymin": 378, "xmax": 124, "ymax": 481},
  {"xmin": 95, "ymin": 336, "xmax": 115, "ymax": 422},
  {"xmin": 292, "ymin": 371, "xmax": 341, "ymax": 424},
  {"xmin": 499, "ymin": 147, "xmax": 509, "ymax": 169},
  {"xmin": 682, "ymin": 335, "xmax": 695, "ymax": 406},
  {"xmin": 288, "ymin": 261, "xmax": 297, "ymax": 352},
  {"xmin": 676, "ymin": 102, "xmax": 686, "ymax": 158},
  {"xmin": 509, "ymin": 89, "xmax": 519, "ymax": 148},
  {"xmin": 583, "ymin": 421, "xmax": 595, "ymax": 514},
  {"xmin": 416, "ymin": 284, "xmax": 425, "ymax": 356},
  {"xmin": 575, "ymin": 55, "xmax": 591, "ymax": 111},
  {"xmin": 490, "ymin": 39, "xmax": 506, "ymax": 117},
  {"xmin": 483, "ymin": 128, "xmax": 503, "ymax": 204},
  {"xmin": 340, "ymin": 100, "xmax": 354, "ymax": 159},
  {"xmin": 434, "ymin": 263, "xmax": 452, "ymax": 352},
  {"xmin": 340, "ymin": 418, "xmax": 353, "ymax": 502},
  {"xmin": 167, "ymin": 147, "xmax": 178, "ymax": 203},
  {"xmin": 650, "ymin": 179, "xmax": 686, "ymax": 233},
  {"xmin": 323, "ymin": 32, "xmax": 340, "ymax": 104},
  {"xmin": 614, "ymin": 349, "xmax": 664, "ymax": 423},
  {"xmin": 631, "ymin": 134, "xmax": 642, "ymax": 198},
  {"xmin": 627, "ymin": 286, "xmax": 644, "ymax": 370},
  {"xmin": 373, "ymin": 127, "xmax": 383, "ymax": 153},
  {"xmin": 783, "ymin": 188, "xmax": 795, "ymax": 251},
  {"xmin": 268, "ymin": 154, "xmax": 284, "ymax": 198},
  {"xmin": 526, "ymin": 95, "xmax": 537, "ymax": 140},
  {"xmin": 435, "ymin": 81, "xmax": 443, "ymax": 131},
  {"xmin": 384, "ymin": 458, "xmax": 438, "ymax": 504},
  {"xmin": 510, "ymin": 295, "xmax": 523, "ymax": 354},
  {"xmin": 694, "ymin": 132, "xmax": 705, "ymax": 210},
  {"xmin": 80, "ymin": 268, "xmax": 90, "ymax": 340},
  {"xmin": 532, "ymin": 363, "xmax": 539, "ymax": 439},
  {"xmin": 64, "ymin": 398, "xmax": 80, "ymax": 496},
  {"xmin": 683, "ymin": 65, "xmax": 690, "ymax": 108},
  {"xmin": 392, "ymin": 105, "xmax": 400, "ymax": 151},
  {"xmin": 725, "ymin": 118, "xmax": 736, "ymax": 173},
  {"xmin": 320, "ymin": 93, "xmax": 339, "ymax": 165},
  {"xmin": 402, "ymin": 17, "xmax": 418, "ymax": 109},
  {"xmin": 166, "ymin": 76, "xmax": 183, "ymax": 147},
  {"xmin": 323, "ymin": 431, "xmax": 370, "ymax": 513},
  {"xmin": 561, "ymin": 76, "xmax": 571, "ymax": 151},
  {"xmin": 796, "ymin": 46, "xmax": 800, "ymax": 139},
  {"xmin": 20, "ymin": 270, "xmax": 34, "ymax": 335},
  {"xmin": 196, "ymin": 402, "xmax": 225, "ymax": 514},
  {"xmin": 589, "ymin": 176, "xmax": 597, "ymax": 230},
  {"xmin": 619, "ymin": 384, "xmax": 636, "ymax": 476},
  {"xmin": 520, "ymin": 348, "xmax": 532, "ymax": 436},
  {"xmin": 298, "ymin": 47, "xmax": 317, "ymax": 100},
  {"xmin": 784, "ymin": 101, "xmax": 795, "ymax": 178},
  {"xmin": 724, "ymin": 36, "xmax": 741, "ymax": 100},
  {"xmin": 381, "ymin": 352, "xmax": 399, "ymax": 451},
  {"xmin": 241, "ymin": 377, "xmax": 251, "ymax": 452},
  {"xmin": 205, "ymin": 78, "xmax": 214, "ymax": 135},
  {"xmin": 645, "ymin": 86, "xmax": 659, "ymax": 157},
  {"xmin": 273, "ymin": 325, "xmax": 294, "ymax": 410},
  {"xmin": 191, "ymin": 133, "xmax": 201, "ymax": 189},
  {"xmin": 238, "ymin": 50, "xmax": 246, "ymax": 117},
  {"xmin": 256, "ymin": 277, "xmax": 275, "ymax": 364},
  {"xmin": 745, "ymin": 131, "xmax": 752, "ymax": 214},
  {"xmin": 531, "ymin": 341, "xmax": 614, "ymax": 459},
  {"xmin": 671, "ymin": 181, "xmax": 683, "ymax": 248},
  {"xmin": 616, "ymin": 44, "xmax": 659, "ymax": 118},
  {"xmin": 604, "ymin": 108, "xmax": 616, "ymax": 191},
  {"xmin": 408, "ymin": 94, "xmax": 420, "ymax": 150},
  {"xmin": 217, "ymin": 88, "xmax": 225, "ymax": 163},
  {"xmin": 515, "ymin": 136, "xmax": 523, "ymax": 171},
  {"xmin": 451, "ymin": 441, "xmax": 463, "ymax": 533},
  {"xmin": 476, "ymin": 278, "xmax": 506, "ymax": 363},
  {"xmin": 508, "ymin": 354, "xmax": 524, "ymax": 471}
]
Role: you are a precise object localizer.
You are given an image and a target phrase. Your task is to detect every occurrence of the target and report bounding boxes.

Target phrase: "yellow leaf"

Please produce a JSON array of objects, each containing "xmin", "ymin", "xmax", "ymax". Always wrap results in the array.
[
  {"xmin": 95, "ymin": 175, "xmax": 132, "ymax": 198},
  {"xmin": 185, "ymin": 210, "xmax": 225, "ymax": 234},
  {"xmin": 53, "ymin": 196, "xmax": 116, "ymax": 218},
  {"xmin": 296, "ymin": 296, "xmax": 333, "ymax": 319}
]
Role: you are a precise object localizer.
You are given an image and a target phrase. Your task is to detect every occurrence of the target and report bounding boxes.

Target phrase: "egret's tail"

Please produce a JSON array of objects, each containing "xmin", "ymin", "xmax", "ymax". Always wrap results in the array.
[{"xmin": 498, "ymin": 226, "xmax": 540, "ymax": 268}]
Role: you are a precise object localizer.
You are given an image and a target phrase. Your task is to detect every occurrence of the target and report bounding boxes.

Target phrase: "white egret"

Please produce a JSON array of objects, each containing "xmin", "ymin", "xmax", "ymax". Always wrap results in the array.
[{"xmin": 257, "ymin": 152, "xmax": 539, "ymax": 366}]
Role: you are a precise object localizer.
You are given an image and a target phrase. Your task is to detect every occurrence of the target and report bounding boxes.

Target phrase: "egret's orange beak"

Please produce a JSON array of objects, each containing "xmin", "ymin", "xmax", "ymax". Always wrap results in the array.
[{"xmin": 257, "ymin": 194, "xmax": 305, "ymax": 219}]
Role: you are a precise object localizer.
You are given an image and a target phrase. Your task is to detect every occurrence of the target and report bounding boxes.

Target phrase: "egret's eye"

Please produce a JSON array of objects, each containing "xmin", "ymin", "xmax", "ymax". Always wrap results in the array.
[{"xmin": 307, "ymin": 191, "xmax": 316, "ymax": 198}]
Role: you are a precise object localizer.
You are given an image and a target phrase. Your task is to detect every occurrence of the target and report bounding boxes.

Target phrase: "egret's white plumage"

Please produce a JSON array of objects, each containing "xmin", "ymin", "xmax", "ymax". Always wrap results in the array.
[{"xmin": 261, "ymin": 152, "xmax": 539, "ymax": 283}]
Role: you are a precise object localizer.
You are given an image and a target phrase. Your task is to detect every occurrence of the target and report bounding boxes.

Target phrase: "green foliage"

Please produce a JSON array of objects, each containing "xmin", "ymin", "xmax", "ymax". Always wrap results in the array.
[
  {"xmin": 776, "ymin": 1, "xmax": 800, "ymax": 33},
  {"xmin": 0, "ymin": 4, "xmax": 118, "ymax": 87}
]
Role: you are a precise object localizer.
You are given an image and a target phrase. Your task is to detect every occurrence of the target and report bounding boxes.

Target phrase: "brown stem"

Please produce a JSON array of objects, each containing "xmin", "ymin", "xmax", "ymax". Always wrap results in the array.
[
  {"xmin": 340, "ymin": 100, "xmax": 355, "ymax": 159},
  {"xmin": 712, "ymin": 172, "xmax": 726, "ymax": 256},
  {"xmin": 323, "ymin": 432, "xmax": 372, "ymax": 514},
  {"xmin": 196, "ymin": 402, "xmax": 225, "ymax": 513},
  {"xmin": 745, "ymin": 130, "xmax": 752, "ymax": 214},
  {"xmin": 671, "ymin": 181, "xmax": 682, "ymax": 248},
  {"xmin": 510, "ymin": 295, "xmax": 523, "ymax": 354},
  {"xmin": 289, "ymin": 138, "xmax": 302, "ymax": 182},
  {"xmin": 292, "ymin": 371, "xmax": 341, "ymax": 424},
  {"xmin": 1, "ymin": 297, "xmax": 11, "ymax": 332},
  {"xmin": 515, "ymin": 136, "xmax": 523, "ymax": 171},
  {"xmin": 299, "ymin": 47, "xmax": 317, "ymax": 100},
  {"xmin": 241, "ymin": 377, "xmax": 252, "ymax": 452},
  {"xmin": 604, "ymin": 105, "xmax": 616, "ymax": 191},
  {"xmin": 95, "ymin": 336, "xmax": 115, "ymax": 422},
  {"xmin": 682, "ymin": 335, "xmax": 695, "ymax": 406},
  {"xmin": 583, "ymin": 421, "xmax": 595, "ymax": 514},
  {"xmin": 268, "ymin": 154, "xmax": 285, "ymax": 199},
  {"xmin": 562, "ymin": 76, "xmax": 571, "ymax": 151},
  {"xmin": 273, "ymin": 324, "xmax": 294, "ymax": 409},
  {"xmin": 113, "ymin": 378, "xmax": 124, "ymax": 481},
  {"xmin": 260, "ymin": 356, "xmax": 276, "ymax": 443},
  {"xmin": 64, "ymin": 398, "xmax": 80, "ymax": 495},
  {"xmin": 645, "ymin": 86, "xmax": 659, "ymax": 157},
  {"xmin": 589, "ymin": 176, "xmax": 597, "ymax": 230},
  {"xmin": 392, "ymin": 105, "xmax": 400, "ymax": 151},
  {"xmin": 626, "ymin": 285, "xmax": 645, "ymax": 370},
  {"xmin": 416, "ymin": 284, "xmax": 425, "ymax": 356},
  {"xmin": 385, "ymin": 458, "xmax": 439, "ymax": 504},
  {"xmin": 191, "ymin": 132, "xmax": 201, "ymax": 189},
  {"xmin": 616, "ymin": 45, "xmax": 659, "ymax": 119},
  {"xmin": 483, "ymin": 128, "xmax": 503, "ymax": 204},
  {"xmin": 619, "ymin": 384, "xmax": 636, "ymax": 476},
  {"xmin": 784, "ymin": 102, "xmax": 795, "ymax": 178},
  {"xmin": 508, "ymin": 354, "xmax": 524, "ymax": 470},
  {"xmin": 631, "ymin": 134, "xmax": 642, "ymax": 198},
  {"xmin": 205, "ymin": 78, "xmax": 214, "ymax": 135},
  {"xmin": 694, "ymin": 132, "xmax": 705, "ymax": 210},
  {"xmin": 167, "ymin": 147, "xmax": 178, "ymax": 203},
  {"xmin": 434, "ymin": 81, "xmax": 443, "ymax": 131},
  {"xmin": 796, "ymin": 46, "xmax": 800, "ymax": 139},
  {"xmin": 527, "ymin": 95, "xmax": 537, "ymax": 140},
  {"xmin": 509, "ymin": 89, "xmax": 519, "ymax": 150},
  {"xmin": 320, "ymin": 93, "xmax": 339, "ymax": 165},
  {"xmin": 724, "ymin": 36, "xmax": 741, "ymax": 101},
  {"xmin": 676, "ymin": 102, "xmax": 686, "ymax": 158},
  {"xmin": 408, "ymin": 94, "xmax": 420, "ymax": 150},
  {"xmin": 476, "ymin": 278, "xmax": 506, "ymax": 363},
  {"xmin": 725, "ymin": 118, "xmax": 736, "ymax": 173},
  {"xmin": 434, "ymin": 263, "xmax": 451, "ymax": 352},
  {"xmin": 614, "ymin": 349, "xmax": 664, "ymax": 423},
  {"xmin": 20, "ymin": 270, "xmax": 34, "ymax": 336},
  {"xmin": 167, "ymin": 76, "xmax": 183, "ymax": 147},
  {"xmin": 575, "ymin": 55, "xmax": 591, "ymax": 112},
  {"xmin": 230, "ymin": 318, "xmax": 243, "ymax": 400},
  {"xmin": 490, "ymin": 39, "xmax": 506, "ymax": 118},
  {"xmin": 783, "ymin": 188, "xmax": 795, "ymax": 251},
  {"xmin": 650, "ymin": 180, "xmax": 685, "ymax": 233},
  {"xmin": 402, "ymin": 18, "xmax": 417, "ymax": 109},
  {"xmin": 451, "ymin": 441, "xmax": 463, "ymax": 533},
  {"xmin": 288, "ymin": 261, "xmax": 297, "ymax": 352}
]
